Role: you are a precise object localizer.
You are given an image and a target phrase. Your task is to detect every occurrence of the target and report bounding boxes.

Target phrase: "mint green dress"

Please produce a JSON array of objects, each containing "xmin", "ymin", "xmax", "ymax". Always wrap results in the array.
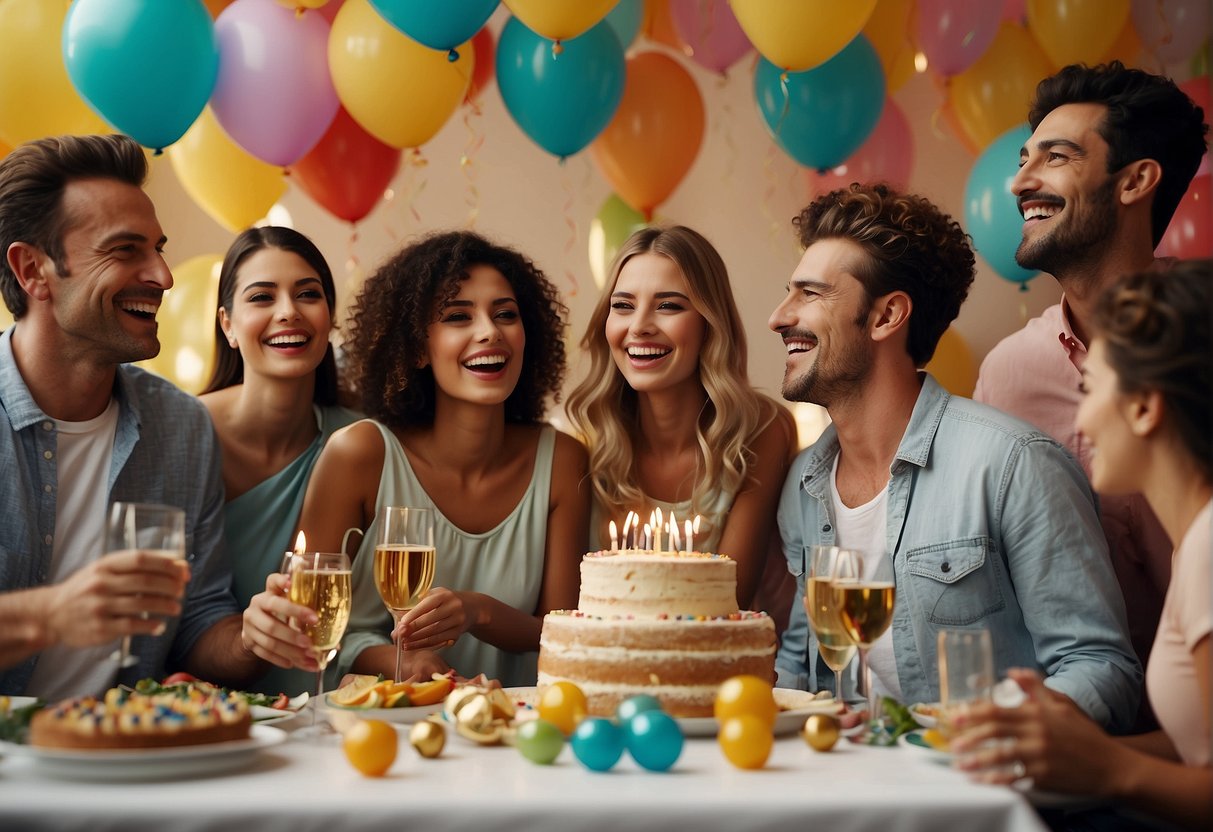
[
  {"xmin": 337, "ymin": 422, "xmax": 555, "ymax": 687},
  {"xmin": 226, "ymin": 404, "xmax": 360, "ymax": 695}
]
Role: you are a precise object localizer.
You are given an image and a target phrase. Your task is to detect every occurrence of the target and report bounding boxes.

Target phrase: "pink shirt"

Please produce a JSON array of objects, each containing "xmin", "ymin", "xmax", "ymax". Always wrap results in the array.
[
  {"xmin": 975, "ymin": 300, "xmax": 1172, "ymax": 675},
  {"xmin": 1145, "ymin": 500, "xmax": 1211, "ymax": 766}
]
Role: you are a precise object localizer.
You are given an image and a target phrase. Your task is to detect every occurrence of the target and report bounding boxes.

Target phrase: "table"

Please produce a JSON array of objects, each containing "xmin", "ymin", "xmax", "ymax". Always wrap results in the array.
[{"xmin": 0, "ymin": 711, "xmax": 1050, "ymax": 832}]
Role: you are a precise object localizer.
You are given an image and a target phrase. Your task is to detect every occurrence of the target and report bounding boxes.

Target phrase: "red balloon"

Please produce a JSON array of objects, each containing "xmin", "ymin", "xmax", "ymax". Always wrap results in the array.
[
  {"xmin": 1157, "ymin": 174, "xmax": 1211, "ymax": 259},
  {"xmin": 289, "ymin": 106, "xmax": 402, "ymax": 224},
  {"xmin": 467, "ymin": 26, "xmax": 495, "ymax": 105}
]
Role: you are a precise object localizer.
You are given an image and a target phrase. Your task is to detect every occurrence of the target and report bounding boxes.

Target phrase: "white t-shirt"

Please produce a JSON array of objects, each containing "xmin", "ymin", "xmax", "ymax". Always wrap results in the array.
[
  {"xmin": 830, "ymin": 453, "xmax": 902, "ymax": 700},
  {"xmin": 25, "ymin": 400, "xmax": 121, "ymax": 701}
]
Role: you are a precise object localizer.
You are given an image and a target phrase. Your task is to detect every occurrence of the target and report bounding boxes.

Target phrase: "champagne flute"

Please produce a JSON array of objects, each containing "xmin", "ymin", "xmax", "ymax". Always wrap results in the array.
[
  {"xmin": 372, "ymin": 506, "xmax": 436, "ymax": 683},
  {"xmin": 937, "ymin": 628, "xmax": 994, "ymax": 742},
  {"xmin": 281, "ymin": 550, "xmax": 352, "ymax": 735},
  {"xmin": 834, "ymin": 549, "xmax": 896, "ymax": 742},
  {"xmin": 804, "ymin": 545, "xmax": 858, "ymax": 703},
  {"xmin": 106, "ymin": 502, "xmax": 186, "ymax": 670}
]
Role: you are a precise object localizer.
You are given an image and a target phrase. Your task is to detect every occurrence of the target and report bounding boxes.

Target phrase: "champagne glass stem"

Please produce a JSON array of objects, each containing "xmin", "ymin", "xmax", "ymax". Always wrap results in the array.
[
  {"xmin": 313, "ymin": 655, "xmax": 327, "ymax": 737},
  {"xmin": 393, "ymin": 612, "xmax": 405, "ymax": 684},
  {"xmin": 834, "ymin": 668, "xmax": 846, "ymax": 703},
  {"xmin": 859, "ymin": 647, "xmax": 876, "ymax": 730}
]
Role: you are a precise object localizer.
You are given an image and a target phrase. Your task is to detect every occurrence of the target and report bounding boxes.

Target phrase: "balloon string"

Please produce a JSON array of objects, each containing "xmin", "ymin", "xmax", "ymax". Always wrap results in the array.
[
  {"xmin": 380, "ymin": 185, "xmax": 399, "ymax": 243},
  {"xmin": 460, "ymin": 105, "xmax": 485, "ymax": 228},
  {"xmin": 773, "ymin": 71, "xmax": 792, "ymax": 145},
  {"xmin": 344, "ymin": 226, "xmax": 360, "ymax": 282},
  {"xmin": 402, "ymin": 150, "xmax": 427, "ymax": 226},
  {"xmin": 929, "ymin": 80, "xmax": 953, "ymax": 143},
  {"xmin": 719, "ymin": 78, "xmax": 738, "ymax": 186},
  {"xmin": 559, "ymin": 161, "xmax": 580, "ymax": 297}
]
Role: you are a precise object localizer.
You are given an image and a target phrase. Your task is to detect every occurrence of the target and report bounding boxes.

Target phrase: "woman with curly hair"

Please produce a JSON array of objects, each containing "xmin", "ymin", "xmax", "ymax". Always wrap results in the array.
[
  {"xmin": 567, "ymin": 226, "xmax": 794, "ymax": 613},
  {"xmin": 954, "ymin": 259, "xmax": 1211, "ymax": 830},
  {"xmin": 268, "ymin": 230, "xmax": 588, "ymax": 687},
  {"xmin": 199, "ymin": 226, "xmax": 359, "ymax": 695}
]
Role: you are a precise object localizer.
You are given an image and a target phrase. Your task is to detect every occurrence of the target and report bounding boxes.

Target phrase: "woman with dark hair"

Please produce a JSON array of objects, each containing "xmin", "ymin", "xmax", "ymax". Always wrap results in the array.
[
  {"xmin": 954, "ymin": 259, "xmax": 1211, "ymax": 830},
  {"xmin": 200, "ymin": 226, "xmax": 359, "ymax": 694},
  {"xmin": 265, "ymin": 230, "xmax": 588, "ymax": 687}
]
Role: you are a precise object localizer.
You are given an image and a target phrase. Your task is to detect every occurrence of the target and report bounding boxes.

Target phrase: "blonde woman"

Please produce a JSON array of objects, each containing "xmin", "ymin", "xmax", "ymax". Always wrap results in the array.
[{"xmin": 567, "ymin": 226, "xmax": 794, "ymax": 615}]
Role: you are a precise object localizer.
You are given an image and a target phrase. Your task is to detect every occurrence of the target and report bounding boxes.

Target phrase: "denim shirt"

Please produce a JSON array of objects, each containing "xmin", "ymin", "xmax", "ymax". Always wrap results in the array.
[
  {"xmin": 0, "ymin": 327, "xmax": 238, "ymax": 694},
  {"xmin": 776, "ymin": 374, "xmax": 1141, "ymax": 731}
]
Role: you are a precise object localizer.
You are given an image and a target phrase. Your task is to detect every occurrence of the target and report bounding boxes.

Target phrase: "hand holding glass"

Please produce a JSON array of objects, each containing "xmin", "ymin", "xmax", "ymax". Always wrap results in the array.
[
  {"xmin": 106, "ymin": 502, "xmax": 186, "ymax": 669},
  {"xmin": 372, "ymin": 506, "xmax": 436, "ymax": 683},
  {"xmin": 280, "ymin": 550, "xmax": 351, "ymax": 733},
  {"xmin": 937, "ymin": 629, "xmax": 994, "ymax": 741},
  {"xmin": 804, "ymin": 545, "xmax": 858, "ymax": 703},
  {"xmin": 834, "ymin": 549, "xmax": 896, "ymax": 739}
]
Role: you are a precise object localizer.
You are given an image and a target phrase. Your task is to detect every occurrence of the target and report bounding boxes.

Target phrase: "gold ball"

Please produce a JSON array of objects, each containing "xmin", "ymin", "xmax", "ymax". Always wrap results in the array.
[
  {"xmin": 409, "ymin": 720, "xmax": 446, "ymax": 758},
  {"xmin": 801, "ymin": 714, "xmax": 840, "ymax": 752}
]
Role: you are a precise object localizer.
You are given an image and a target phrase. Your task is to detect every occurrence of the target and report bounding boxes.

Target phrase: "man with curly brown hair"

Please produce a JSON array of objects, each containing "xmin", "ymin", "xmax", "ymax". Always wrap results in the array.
[{"xmin": 770, "ymin": 184, "xmax": 1140, "ymax": 733}]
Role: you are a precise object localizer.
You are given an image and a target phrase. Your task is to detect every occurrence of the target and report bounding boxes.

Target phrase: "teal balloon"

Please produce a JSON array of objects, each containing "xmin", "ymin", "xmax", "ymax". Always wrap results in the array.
[
  {"xmin": 63, "ymin": 0, "xmax": 218, "ymax": 151},
  {"xmin": 754, "ymin": 34, "xmax": 885, "ymax": 171},
  {"xmin": 497, "ymin": 16, "xmax": 625, "ymax": 159},
  {"xmin": 605, "ymin": 0, "xmax": 644, "ymax": 49},
  {"xmin": 964, "ymin": 124, "xmax": 1039, "ymax": 287},
  {"xmin": 623, "ymin": 710, "xmax": 683, "ymax": 772},
  {"xmin": 369, "ymin": 0, "xmax": 498, "ymax": 55}
]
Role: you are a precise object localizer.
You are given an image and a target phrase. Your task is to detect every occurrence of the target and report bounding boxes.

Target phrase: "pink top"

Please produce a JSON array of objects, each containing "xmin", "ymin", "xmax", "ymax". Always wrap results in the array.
[
  {"xmin": 975, "ymin": 300, "xmax": 1172, "ymax": 674},
  {"xmin": 1145, "ymin": 500, "xmax": 1211, "ymax": 766}
]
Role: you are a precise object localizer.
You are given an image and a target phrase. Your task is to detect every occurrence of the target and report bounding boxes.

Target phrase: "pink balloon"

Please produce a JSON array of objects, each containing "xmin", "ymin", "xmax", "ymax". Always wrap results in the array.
[
  {"xmin": 1002, "ymin": 0, "xmax": 1027, "ymax": 23},
  {"xmin": 1132, "ymin": 0, "xmax": 1211, "ymax": 65},
  {"xmin": 211, "ymin": 0, "xmax": 340, "ymax": 166},
  {"xmin": 1156, "ymin": 174, "xmax": 1211, "ymax": 258},
  {"xmin": 917, "ymin": 0, "xmax": 1002, "ymax": 77},
  {"xmin": 806, "ymin": 97, "xmax": 914, "ymax": 192},
  {"xmin": 668, "ymin": 0, "xmax": 753, "ymax": 75}
]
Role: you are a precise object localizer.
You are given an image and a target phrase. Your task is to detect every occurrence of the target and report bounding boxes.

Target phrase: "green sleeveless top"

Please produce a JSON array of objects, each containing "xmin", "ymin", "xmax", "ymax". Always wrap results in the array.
[{"xmin": 337, "ymin": 422, "xmax": 555, "ymax": 687}]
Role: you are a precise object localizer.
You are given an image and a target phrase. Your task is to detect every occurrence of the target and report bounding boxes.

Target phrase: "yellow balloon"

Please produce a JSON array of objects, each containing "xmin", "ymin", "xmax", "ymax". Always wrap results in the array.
[
  {"xmin": 0, "ymin": 0, "xmax": 112, "ymax": 147},
  {"xmin": 950, "ymin": 23, "xmax": 1053, "ymax": 150},
  {"xmin": 926, "ymin": 328, "xmax": 977, "ymax": 397},
  {"xmin": 139, "ymin": 254, "xmax": 223, "ymax": 394},
  {"xmin": 168, "ymin": 107, "xmax": 286, "ymax": 233},
  {"xmin": 277, "ymin": 0, "xmax": 328, "ymax": 7},
  {"xmin": 329, "ymin": 0, "xmax": 472, "ymax": 149},
  {"xmin": 730, "ymin": 0, "xmax": 877, "ymax": 71},
  {"xmin": 863, "ymin": 0, "xmax": 915, "ymax": 93},
  {"xmin": 1099, "ymin": 18, "xmax": 1141, "ymax": 66},
  {"xmin": 1027, "ymin": 0, "xmax": 1129, "ymax": 68},
  {"xmin": 503, "ymin": 0, "xmax": 619, "ymax": 42}
]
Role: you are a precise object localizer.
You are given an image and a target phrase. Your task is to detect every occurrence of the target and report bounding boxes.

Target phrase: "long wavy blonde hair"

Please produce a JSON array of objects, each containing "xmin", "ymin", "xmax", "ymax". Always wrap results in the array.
[{"xmin": 567, "ymin": 225, "xmax": 789, "ymax": 523}]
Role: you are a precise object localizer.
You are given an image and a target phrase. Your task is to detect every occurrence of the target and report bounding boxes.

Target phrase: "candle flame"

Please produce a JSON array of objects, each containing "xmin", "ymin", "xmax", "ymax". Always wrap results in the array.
[
  {"xmin": 693, "ymin": 514, "xmax": 702, "ymax": 533},
  {"xmin": 293, "ymin": 531, "xmax": 306, "ymax": 554}
]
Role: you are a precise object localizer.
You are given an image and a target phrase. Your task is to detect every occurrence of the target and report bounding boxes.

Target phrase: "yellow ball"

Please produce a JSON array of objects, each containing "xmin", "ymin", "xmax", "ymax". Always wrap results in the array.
[
  {"xmin": 714, "ymin": 675, "xmax": 777, "ymax": 728},
  {"xmin": 343, "ymin": 719, "xmax": 398, "ymax": 776},
  {"xmin": 801, "ymin": 714, "xmax": 840, "ymax": 752},
  {"xmin": 538, "ymin": 681, "xmax": 588, "ymax": 736},
  {"xmin": 718, "ymin": 715, "xmax": 774, "ymax": 769}
]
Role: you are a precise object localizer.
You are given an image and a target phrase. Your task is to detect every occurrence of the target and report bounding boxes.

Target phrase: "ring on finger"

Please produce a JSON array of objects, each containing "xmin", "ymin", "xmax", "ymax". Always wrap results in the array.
[{"xmin": 1010, "ymin": 759, "xmax": 1027, "ymax": 780}]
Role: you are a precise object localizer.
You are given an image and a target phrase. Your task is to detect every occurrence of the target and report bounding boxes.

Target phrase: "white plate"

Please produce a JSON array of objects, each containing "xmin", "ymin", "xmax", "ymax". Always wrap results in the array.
[
  {"xmin": 323, "ymin": 694, "xmax": 444, "ymax": 732},
  {"xmin": 908, "ymin": 702, "xmax": 940, "ymax": 729},
  {"xmin": 502, "ymin": 687, "xmax": 842, "ymax": 738},
  {"xmin": 1, "ymin": 696, "xmax": 38, "ymax": 710},
  {"xmin": 897, "ymin": 728, "xmax": 952, "ymax": 764},
  {"xmin": 0, "ymin": 724, "xmax": 287, "ymax": 781}
]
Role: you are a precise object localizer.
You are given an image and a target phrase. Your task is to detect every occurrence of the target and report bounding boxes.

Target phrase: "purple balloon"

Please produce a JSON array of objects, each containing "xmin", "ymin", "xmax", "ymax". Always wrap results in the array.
[
  {"xmin": 916, "ymin": 0, "xmax": 1002, "ymax": 77},
  {"xmin": 668, "ymin": 0, "xmax": 752, "ymax": 75},
  {"xmin": 1132, "ymin": 0, "xmax": 1211, "ymax": 65},
  {"xmin": 211, "ymin": 0, "xmax": 339, "ymax": 166}
]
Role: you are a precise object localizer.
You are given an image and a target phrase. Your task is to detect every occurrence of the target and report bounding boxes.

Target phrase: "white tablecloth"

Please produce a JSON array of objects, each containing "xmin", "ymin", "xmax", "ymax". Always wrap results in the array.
[{"xmin": 0, "ymin": 713, "xmax": 1050, "ymax": 832}]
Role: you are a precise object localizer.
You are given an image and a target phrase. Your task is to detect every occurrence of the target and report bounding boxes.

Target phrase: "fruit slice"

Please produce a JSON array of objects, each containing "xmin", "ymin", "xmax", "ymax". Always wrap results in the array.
[
  {"xmin": 407, "ymin": 677, "xmax": 454, "ymax": 706},
  {"xmin": 330, "ymin": 675, "xmax": 381, "ymax": 707}
]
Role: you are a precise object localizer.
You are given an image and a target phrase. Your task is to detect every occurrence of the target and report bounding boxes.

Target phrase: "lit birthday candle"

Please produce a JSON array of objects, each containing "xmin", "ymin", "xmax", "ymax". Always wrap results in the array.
[{"xmin": 609, "ymin": 520, "xmax": 618, "ymax": 552}]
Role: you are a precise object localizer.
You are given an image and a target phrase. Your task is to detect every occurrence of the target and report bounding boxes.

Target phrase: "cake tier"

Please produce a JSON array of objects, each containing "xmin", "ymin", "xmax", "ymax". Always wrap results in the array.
[
  {"xmin": 578, "ymin": 550, "xmax": 737, "ymax": 619},
  {"xmin": 538, "ymin": 611, "xmax": 776, "ymax": 717},
  {"xmin": 30, "ymin": 685, "xmax": 251, "ymax": 750}
]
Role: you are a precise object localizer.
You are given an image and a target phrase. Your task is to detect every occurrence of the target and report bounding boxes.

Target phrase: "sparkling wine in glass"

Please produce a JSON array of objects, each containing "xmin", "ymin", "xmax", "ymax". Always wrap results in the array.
[
  {"xmin": 106, "ymin": 502, "xmax": 186, "ymax": 670},
  {"xmin": 834, "ymin": 549, "xmax": 896, "ymax": 741},
  {"xmin": 282, "ymin": 550, "xmax": 352, "ymax": 735},
  {"xmin": 804, "ymin": 546, "xmax": 858, "ymax": 703},
  {"xmin": 937, "ymin": 628, "xmax": 994, "ymax": 742},
  {"xmin": 372, "ymin": 506, "xmax": 435, "ymax": 683}
]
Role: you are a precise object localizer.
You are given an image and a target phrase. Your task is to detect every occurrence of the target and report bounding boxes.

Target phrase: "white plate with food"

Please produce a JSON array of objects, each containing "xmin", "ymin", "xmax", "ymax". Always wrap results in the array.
[
  {"xmin": 324, "ymin": 694, "xmax": 444, "ymax": 732},
  {"xmin": 908, "ymin": 701, "xmax": 940, "ymax": 728},
  {"xmin": 897, "ymin": 728, "xmax": 952, "ymax": 764},
  {"xmin": 250, "ymin": 692, "xmax": 310, "ymax": 725},
  {"xmin": 0, "ymin": 724, "xmax": 287, "ymax": 781},
  {"xmin": 502, "ymin": 687, "xmax": 842, "ymax": 738}
]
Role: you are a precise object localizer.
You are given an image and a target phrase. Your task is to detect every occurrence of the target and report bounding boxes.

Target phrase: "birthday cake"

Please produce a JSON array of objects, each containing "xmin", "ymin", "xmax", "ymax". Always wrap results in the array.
[
  {"xmin": 537, "ymin": 551, "xmax": 776, "ymax": 717},
  {"xmin": 29, "ymin": 684, "xmax": 251, "ymax": 750}
]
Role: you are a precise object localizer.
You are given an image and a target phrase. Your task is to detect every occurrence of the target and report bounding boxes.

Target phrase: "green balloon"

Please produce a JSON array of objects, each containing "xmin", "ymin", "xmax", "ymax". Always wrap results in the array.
[
  {"xmin": 588, "ymin": 193, "xmax": 649, "ymax": 289},
  {"xmin": 516, "ymin": 718, "xmax": 565, "ymax": 765}
]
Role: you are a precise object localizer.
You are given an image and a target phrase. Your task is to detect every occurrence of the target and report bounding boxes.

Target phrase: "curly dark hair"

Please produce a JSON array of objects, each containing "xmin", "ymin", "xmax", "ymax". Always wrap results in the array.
[
  {"xmin": 1093, "ymin": 258, "xmax": 1211, "ymax": 482},
  {"xmin": 0, "ymin": 134, "xmax": 146, "ymax": 319},
  {"xmin": 200, "ymin": 226, "xmax": 341, "ymax": 405},
  {"xmin": 792, "ymin": 183, "xmax": 975, "ymax": 366},
  {"xmin": 1030, "ymin": 62, "xmax": 1208, "ymax": 247},
  {"xmin": 344, "ymin": 230, "xmax": 568, "ymax": 427}
]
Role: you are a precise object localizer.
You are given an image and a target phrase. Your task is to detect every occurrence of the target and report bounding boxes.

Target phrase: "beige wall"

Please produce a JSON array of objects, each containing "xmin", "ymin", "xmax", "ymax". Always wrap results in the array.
[{"xmin": 143, "ymin": 39, "xmax": 1066, "ymax": 409}]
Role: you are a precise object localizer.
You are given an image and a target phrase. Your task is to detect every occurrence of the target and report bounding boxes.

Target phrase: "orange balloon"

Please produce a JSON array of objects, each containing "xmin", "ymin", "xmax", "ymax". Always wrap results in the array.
[
  {"xmin": 925, "ymin": 327, "xmax": 977, "ymax": 397},
  {"xmin": 950, "ymin": 23, "xmax": 1052, "ymax": 150},
  {"xmin": 204, "ymin": 0, "xmax": 236, "ymax": 17},
  {"xmin": 863, "ymin": 0, "xmax": 915, "ymax": 93},
  {"xmin": 1027, "ymin": 0, "xmax": 1129, "ymax": 68},
  {"xmin": 590, "ymin": 51, "xmax": 705, "ymax": 218},
  {"xmin": 643, "ymin": 0, "xmax": 686, "ymax": 51},
  {"xmin": 1099, "ymin": 18, "xmax": 1141, "ymax": 66}
]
